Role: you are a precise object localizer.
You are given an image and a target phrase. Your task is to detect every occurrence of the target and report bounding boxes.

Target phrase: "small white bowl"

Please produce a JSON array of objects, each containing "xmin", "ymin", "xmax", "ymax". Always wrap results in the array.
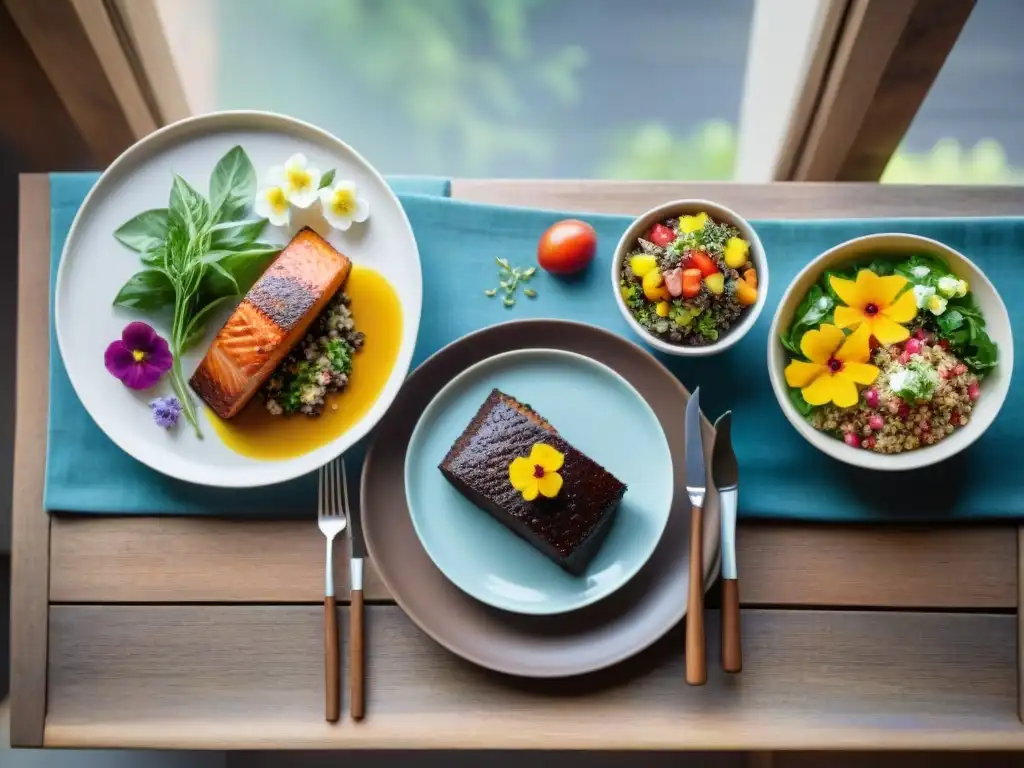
[
  {"xmin": 611, "ymin": 199, "xmax": 768, "ymax": 356},
  {"xmin": 767, "ymin": 233, "xmax": 1014, "ymax": 471}
]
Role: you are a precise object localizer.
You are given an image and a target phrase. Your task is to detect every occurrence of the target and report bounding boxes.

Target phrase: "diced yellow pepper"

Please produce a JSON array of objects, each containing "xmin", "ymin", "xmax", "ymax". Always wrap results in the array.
[
  {"xmin": 704, "ymin": 272, "xmax": 725, "ymax": 295},
  {"xmin": 735, "ymin": 279, "xmax": 758, "ymax": 306},
  {"xmin": 629, "ymin": 253, "xmax": 658, "ymax": 277},
  {"xmin": 655, "ymin": 300, "xmax": 671, "ymax": 317},
  {"xmin": 679, "ymin": 212, "xmax": 709, "ymax": 234},
  {"xmin": 642, "ymin": 269, "xmax": 671, "ymax": 302},
  {"xmin": 723, "ymin": 236, "xmax": 750, "ymax": 269}
]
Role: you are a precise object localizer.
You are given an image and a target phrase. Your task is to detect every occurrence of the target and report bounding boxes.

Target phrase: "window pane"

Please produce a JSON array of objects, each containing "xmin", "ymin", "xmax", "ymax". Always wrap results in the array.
[
  {"xmin": 163, "ymin": 0, "xmax": 754, "ymax": 179},
  {"xmin": 883, "ymin": 0, "xmax": 1024, "ymax": 184}
]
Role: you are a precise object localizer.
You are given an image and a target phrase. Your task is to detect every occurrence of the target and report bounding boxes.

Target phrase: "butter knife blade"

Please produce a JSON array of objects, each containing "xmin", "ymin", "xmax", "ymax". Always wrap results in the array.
[
  {"xmin": 712, "ymin": 411, "xmax": 738, "ymax": 580},
  {"xmin": 684, "ymin": 388, "xmax": 706, "ymax": 509}
]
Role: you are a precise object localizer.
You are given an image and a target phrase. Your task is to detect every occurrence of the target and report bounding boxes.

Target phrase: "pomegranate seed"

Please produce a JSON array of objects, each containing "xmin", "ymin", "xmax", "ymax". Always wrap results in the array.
[
  {"xmin": 843, "ymin": 433, "xmax": 860, "ymax": 448},
  {"xmin": 939, "ymin": 339, "xmax": 950, "ymax": 350},
  {"xmin": 968, "ymin": 380, "xmax": 980, "ymax": 401},
  {"xmin": 940, "ymin": 367, "xmax": 953, "ymax": 380},
  {"xmin": 898, "ymin": 404, "xmax": 910, "ymax": 420},
  {"xmin": 869, "ymin": 414, "xmax": 884, "ymax": 431},
  {"xmin": 905, "ymin": 338, "xmax": 922, "ymax": 355},
  {"xmin": 914, "ymin": 328, "xmax": 926, "ymax": 340},
  {"xmin": 950, "ymin": 410, "xmax": 961, "ymax": 426},
  {"xmin": 864, "ymin": 388, "xmax": 880, "ymax": 409},
  {"xmin": 953, "ymin": 363, "xmax": 967, "ymax": 376},
  {"xmin": 862, "ymin": 436, "xmax": 876, "ymax": 450}
]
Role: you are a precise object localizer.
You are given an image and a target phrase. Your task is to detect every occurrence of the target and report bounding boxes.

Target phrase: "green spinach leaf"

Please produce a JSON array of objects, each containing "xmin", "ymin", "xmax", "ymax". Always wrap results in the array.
[
  {"xmin": 784, "ymin": 284, "xmax": 834, "ymax": 355},
  {"xmin": 319, "ymin": 168, "xmax": 336, "ymax": 189},
  {"xmin": 209, "ymin": 219, "xmax": 268, "ymax": 250},
  {"xmin": 788, "ymin": 387, "xmax": 814, "ymax": 417}
]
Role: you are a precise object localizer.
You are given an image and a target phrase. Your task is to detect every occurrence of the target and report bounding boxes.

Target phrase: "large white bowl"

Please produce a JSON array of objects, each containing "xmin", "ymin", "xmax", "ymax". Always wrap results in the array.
[
  {"xmin": 767, "ymin": 233, "xmax": 1013, "ymax": 471},
  {"xmin": 611, "ymin": 199, "xmax": 768, "ymax": 356},
  {"xmin": 55, "ymin": 111, "xmax": 422, "ymax": 487}
]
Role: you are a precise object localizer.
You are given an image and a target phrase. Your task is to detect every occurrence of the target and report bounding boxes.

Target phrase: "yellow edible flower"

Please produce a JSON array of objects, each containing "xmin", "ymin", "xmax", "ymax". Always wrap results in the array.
[
  {"xmin": 784, "ymin": 323, "xmax": 879, "ymax": 408},
  {"xmin": 679, "ymin": 212, "xmax": 709, "ymax": 233},
  {"xmin": 509, "ymin": 443, "xmax": 564, "ymax": 501},
  {"xmin": 723, "ymin": 237, "xmax": 749, "ymax": 269},
  {"xmin": 830, "ymin": 270, "xmax": 917, "ymax": 346}
]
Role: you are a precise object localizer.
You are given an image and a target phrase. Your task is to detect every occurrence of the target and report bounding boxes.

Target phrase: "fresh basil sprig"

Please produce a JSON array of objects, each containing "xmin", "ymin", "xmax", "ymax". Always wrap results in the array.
[{"xmin": 112, "ymin": 146, "xmax": 281, "ymax": 437}]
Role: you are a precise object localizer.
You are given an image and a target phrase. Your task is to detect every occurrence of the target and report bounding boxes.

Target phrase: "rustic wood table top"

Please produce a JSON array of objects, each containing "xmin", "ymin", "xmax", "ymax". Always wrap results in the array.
[{"xmin": 10, "ymin": 175, "xmax": 1024, "ymax": 751}]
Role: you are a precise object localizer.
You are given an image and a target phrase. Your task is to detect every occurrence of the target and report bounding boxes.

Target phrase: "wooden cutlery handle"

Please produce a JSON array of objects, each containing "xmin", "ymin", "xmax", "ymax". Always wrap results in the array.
[
  {"xmin": 324, "ymin": 596, "xmax": 339, "ymax": 722},
  {"xmin": 686, "ymin": 503, "xmax": 706, "ymax": 686},
  {"xmin": 721, "ymin": 578, "xmax": 742, "ymax": 673},
  {"xmin": 350, "ymin": 589, "xmax": 365, "ymax": 720}
]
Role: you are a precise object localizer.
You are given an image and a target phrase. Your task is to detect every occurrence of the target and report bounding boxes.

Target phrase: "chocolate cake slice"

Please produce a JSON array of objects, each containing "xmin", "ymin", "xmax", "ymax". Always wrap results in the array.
[{"xmin": 439, "ymin": 389, "xmax": 627, "ymax": 576}]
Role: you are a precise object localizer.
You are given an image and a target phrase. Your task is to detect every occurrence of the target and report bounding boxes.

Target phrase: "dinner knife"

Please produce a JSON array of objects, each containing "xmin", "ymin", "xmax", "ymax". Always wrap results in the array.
[
  {"xmin": 684, "ymin": 387, "xmax": 707, "ymax": 686},
  {"xmin": 343, "ymin": 461, "xmax": 367, "ymax": 721},
  {"xmin": 712, "ymin": 411, "xmax": 742, "ymax": 673}
]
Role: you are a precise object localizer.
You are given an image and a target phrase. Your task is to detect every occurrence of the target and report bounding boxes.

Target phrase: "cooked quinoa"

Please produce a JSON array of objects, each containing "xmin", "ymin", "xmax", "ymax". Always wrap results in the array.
[
  {"xmin": 619, "ymin": 212, "xmax": 759, "ymax": 347},
  {"xmin": 261, "ymin": 292, "xmax": 364, "ymax": 417},
  {"xmin": 810, "ymin": 336, "xmax": 979, "ymax": 454}
]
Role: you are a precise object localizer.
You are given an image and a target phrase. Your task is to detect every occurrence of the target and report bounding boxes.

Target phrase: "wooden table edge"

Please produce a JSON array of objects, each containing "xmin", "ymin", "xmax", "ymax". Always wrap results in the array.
[{"xmin": 10, "ymin": 173, "xmax": 52, "ymax": 748}]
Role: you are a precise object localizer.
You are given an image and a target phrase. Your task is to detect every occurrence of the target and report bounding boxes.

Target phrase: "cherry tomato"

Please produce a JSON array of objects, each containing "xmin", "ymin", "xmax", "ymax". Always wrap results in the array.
[
  {"xmin": 647, "ymin": 223, "xmax": 676, "ymax": 247},
  {"xmin": 687, "ymin": 250, "xmax": 719, "ymax": 277},
  {"xmin": 537, "ymin": 219, "xmax": 597, "ymax": 275}
]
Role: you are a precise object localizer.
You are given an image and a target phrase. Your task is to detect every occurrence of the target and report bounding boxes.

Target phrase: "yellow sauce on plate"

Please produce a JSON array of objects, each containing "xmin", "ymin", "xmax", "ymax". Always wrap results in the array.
[{"xmin": 208, "ymin": 265, "xmax": 402, "ymax": 460}]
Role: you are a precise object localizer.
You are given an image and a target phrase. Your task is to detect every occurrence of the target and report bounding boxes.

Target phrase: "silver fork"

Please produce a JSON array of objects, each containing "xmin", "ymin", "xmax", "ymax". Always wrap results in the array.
[{"xmin": 318, "ymin": 458, "xmax": 348, "ymax": 723}]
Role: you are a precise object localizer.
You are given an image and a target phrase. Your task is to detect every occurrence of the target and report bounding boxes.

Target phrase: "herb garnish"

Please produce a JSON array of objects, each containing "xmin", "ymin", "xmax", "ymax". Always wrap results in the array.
[
  {"xmin": 112, "ymin": 146, "xmax": 281, "ymax": 437},
  {"xmin": 486, "ymin": 257, "xmax": 537, "ymax": 307}
]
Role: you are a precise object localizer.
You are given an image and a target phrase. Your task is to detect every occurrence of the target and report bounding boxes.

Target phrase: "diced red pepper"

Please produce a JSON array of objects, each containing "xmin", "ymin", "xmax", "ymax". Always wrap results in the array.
[
  {"xmin": 687, "ymin": 250, "xmax": 719, "ymax": 277},
  {"xmin": 648, "ymin": 223, "xmax": 676, "ymax": 247},
  {"xmin": 682, "ymin": 268, "xmax": 703, "ymax": 299},
  {"xmin": 662, "ymin": 267, "xmax": 684, "ymax": 297}
]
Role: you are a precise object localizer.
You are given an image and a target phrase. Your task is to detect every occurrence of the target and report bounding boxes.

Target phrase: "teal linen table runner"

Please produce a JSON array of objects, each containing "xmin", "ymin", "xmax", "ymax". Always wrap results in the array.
[{"xmin": 46, "ymin": 173, "xmax": 1021, "ymax": 521}]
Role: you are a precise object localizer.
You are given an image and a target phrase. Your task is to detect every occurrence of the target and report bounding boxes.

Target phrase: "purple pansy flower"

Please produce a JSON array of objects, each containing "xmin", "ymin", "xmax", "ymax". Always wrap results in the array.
[
  {"xmin": 104, "ymin": 321, "xmax": 173, "ymax": 390},
  {"xmin": 149, "ymin": 396, "xmax": 182, "ymax": 429}
]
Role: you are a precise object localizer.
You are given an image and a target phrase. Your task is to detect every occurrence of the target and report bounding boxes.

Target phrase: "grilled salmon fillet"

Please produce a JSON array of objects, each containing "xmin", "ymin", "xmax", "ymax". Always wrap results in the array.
[{"xmin": 190, "ymin": 227, "xmax": 351, "ymax": 419}]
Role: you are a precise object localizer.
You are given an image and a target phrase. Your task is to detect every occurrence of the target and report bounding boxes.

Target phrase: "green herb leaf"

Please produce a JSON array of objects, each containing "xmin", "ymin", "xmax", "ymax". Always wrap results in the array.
[
  {"xmin": 170, "ymin": 174, "xmax": 211, "ymax": 242},
  {"xmin": 114, "ymin": 209, "xmax": 169, "ymax": 253},
  {"xmin": 523, "ymin": 288, "xmax": 537, "ymax": 298},
  {"xmin": 209, "ymin": 219, "xmax": 268, "ymax": 250},
  {"xmin": 319, "ymin": 169, "xmax": 336, "ymax": 189},
  {"xmin": 892, "ymin": 360, "xmax": 940, "ymax": 405},
  {"xmin": 209, "ymin": 146, "xmax": 256, "ymax": 222},
  {"xmin": 788, "ymin": 387, "xmax": 814, "ymax": 417},
  {"xmin": 202, "ymin": 244, "xmax": 281, "ymax": 295},
  {"xmin": 503, "ymin": 296, "xmax": 515, "ymax": 307},
  {"xmin": 496, "ymin": 257, "xmax": 511, "ymax": 270},
  {"xmin": 784, "ymin": 285, "xmax": 834, "ymax": 355},
  {"xmin": 935, "ymin": 308, "xmax": 965, "ymax": 335},
  {"xmin": 181, "ymin": 295, "xmax": 236, "ymax": 352},
  {"xmin": 139, "ymin": 244, "xmax": 167, "ymax": 268},
  {"xmin": 963, "ymin": 333, "xmax": 998, "ymax": 373},
  {"xmin": 484, "ymin": 288, "xmax": 497, "ymax": 297},
  {"xmin": 112, "ymin": 269, "xmax": 175, "ymax": 312}
]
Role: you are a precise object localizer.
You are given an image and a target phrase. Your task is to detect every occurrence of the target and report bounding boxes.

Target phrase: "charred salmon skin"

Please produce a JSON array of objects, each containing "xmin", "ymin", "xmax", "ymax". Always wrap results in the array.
[{"xmin": 190, "ymin": 227, "xmax": 351, "ymax": 419}]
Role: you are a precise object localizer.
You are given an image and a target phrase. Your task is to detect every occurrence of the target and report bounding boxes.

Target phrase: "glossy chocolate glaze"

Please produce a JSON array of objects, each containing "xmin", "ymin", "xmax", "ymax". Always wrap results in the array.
[{"xmin": 439, "ymin": 389, "xmax": 626, "ymax": 575}]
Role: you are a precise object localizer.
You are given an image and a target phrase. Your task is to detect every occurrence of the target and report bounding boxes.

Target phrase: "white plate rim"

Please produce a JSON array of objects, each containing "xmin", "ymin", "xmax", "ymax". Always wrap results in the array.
[
  {"xmin": 54, "ymin": 110, "xmax": 422, "ymax": 487},
  {"xmin": 403, "ymin": 346, "xmax": 674, "ymax": 615}
]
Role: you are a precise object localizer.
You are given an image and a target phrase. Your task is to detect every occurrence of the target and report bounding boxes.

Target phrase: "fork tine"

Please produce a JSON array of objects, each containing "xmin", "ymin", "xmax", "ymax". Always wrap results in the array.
[
  {"xmin": 329, "ymin": 460, "xmax": 338, "ymax": 516},
  {"xmin": 340, "ymin": 459, "xmax": 350, "ymax": 518},
  {"xmin": 318, "ymin": 464, "xmax": 325, "ymax": 515}
]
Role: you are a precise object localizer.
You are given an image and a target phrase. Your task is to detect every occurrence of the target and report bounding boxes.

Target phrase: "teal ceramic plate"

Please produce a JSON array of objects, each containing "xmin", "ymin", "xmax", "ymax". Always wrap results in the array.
[{"xmin": 404, "ymin": 348, "xmax": 673, "ymax": 615}]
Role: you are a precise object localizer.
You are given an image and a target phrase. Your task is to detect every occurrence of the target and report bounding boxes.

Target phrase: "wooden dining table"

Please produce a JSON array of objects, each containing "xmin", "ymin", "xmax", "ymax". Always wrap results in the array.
[{"xmin": 10, "ymin": 175, "xmax": 1024, "ymax": 753}]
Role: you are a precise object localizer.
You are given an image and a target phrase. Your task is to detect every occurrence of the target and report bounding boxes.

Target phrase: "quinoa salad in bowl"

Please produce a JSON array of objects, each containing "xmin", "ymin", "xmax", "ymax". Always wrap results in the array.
[{"xmin": 780, "ymin": 251, "xmax": 1000, "ymax": 457}]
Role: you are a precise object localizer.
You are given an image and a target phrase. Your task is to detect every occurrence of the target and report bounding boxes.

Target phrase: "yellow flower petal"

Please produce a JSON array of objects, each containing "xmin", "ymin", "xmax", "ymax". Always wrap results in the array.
[
  {"xmin": 829, "ymin": 275, "xmax": 864, "ymax": 308},
  {"xmin": 869, "ymin": 315, "xmax": 911, "ymax": 344},
  {"xmin": 870, "ymin": 274, "xmax": 909, "ymax": 307},
  {"xmin": 801, "ymin": 374, "xmax": 838, "ymax": 406},
  {"xmin": 537, "ymin": 471, "xmax": 563, "ymax": 498},
  {"xmin": 882, "ymin": 289, "xmax": 918, "ymax": 324},
  {"xmin": 828, "ymin": 372, "xmax": 860, "ymax": 408},
  {"xmin": 799, "ymin": 323, "xmax": 845, "ymax": 365},
  {"xmin": 833, "ymin": 305, "xmax": 865, "ymax": 331},
  {"xmin": 529, "ymin": 443, "xmax": 564, "ymax": 473},
  {"xmin": 835, "ymin": 326, "xmax": 870, "ymax": 363},
  {"xmin": 521, "ymin": 481, "xmax": 539, "ymax": 502},
  {"xmin": 509, "ymin": 457, "xmax": 534, "ymax": 490},
  {"xmin": 841, "ymin": 362, "xmax": 879, "ymax": 386},
  {"xmin": 785, "ymin": 360, "xmax": 825, "ymax": 388}
]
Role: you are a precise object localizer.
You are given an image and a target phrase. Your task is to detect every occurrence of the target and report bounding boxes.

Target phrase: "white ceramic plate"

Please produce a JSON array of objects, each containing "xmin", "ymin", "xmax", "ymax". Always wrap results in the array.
[{"xmin": 55, "ymin": 111, "xmax": 422, "ymax": 487}]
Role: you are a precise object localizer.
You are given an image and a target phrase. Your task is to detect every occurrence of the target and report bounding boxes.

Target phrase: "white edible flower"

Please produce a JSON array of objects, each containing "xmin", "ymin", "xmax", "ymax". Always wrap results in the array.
[
  {"xmin": 910, "ymin": 266, "xmax": 931, "ymax": 278},
  {"xmin": 955, "ymin": 278, "xmax": 968, "ymax": 297},
  {"xmin": 268, "ymin": 153, "xmax": 322, "ymax": 209},
  {"xmin": 937, "ymin": 276, "xmax": 958, "ymax": 298},
  {"xmin": 253, "ymin": 184, "xmax": 291, "ymax": 227},
  {"xmin": 926, "ymin": 294, "xmax": 948, "ymax": 315},
  {"xmin": 913, "ymin": 284, "xmax": 935, "ymax": 308},
  {"xmin": 319, "ymin": 180, "xmax": 370, "ymax": 231}
]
